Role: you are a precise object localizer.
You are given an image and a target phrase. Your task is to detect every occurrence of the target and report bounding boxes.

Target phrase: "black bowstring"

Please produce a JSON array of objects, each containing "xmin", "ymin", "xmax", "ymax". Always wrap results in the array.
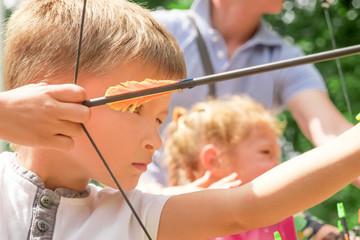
[
  {"xmin": 73, "ymin": 0, "xmax": 152, "ymax": 239},
  {"xmin": 321, "ymin": 0, "xmax": 355, "ymax": 123},
  {"xmin": 73, "ymin": 0, "xmax": 87, "ymax": 85}
]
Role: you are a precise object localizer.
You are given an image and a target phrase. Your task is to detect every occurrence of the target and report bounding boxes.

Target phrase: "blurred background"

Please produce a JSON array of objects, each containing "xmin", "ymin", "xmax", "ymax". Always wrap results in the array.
[{"xmin": 1, "ymin": 0, "xmax": 359, "ymax": 231}]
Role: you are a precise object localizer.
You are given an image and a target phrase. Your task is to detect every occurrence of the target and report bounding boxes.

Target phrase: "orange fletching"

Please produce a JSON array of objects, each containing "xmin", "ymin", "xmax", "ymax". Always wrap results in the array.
[{"xmin": 105, "ymin": 79, "xmax": 178, "ymax": 112}]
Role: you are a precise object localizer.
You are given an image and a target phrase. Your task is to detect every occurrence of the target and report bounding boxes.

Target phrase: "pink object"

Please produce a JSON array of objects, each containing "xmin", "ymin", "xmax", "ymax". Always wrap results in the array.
[{"xmin": 211, "ymin": 216, "xmax": 297, "ymax": 240}]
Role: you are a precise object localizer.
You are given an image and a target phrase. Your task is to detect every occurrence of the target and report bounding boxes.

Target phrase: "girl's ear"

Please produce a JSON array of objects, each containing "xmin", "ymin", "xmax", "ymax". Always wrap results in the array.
[{"xmin": 199, "ymin": 144, "xmax": 222, "ymax": 178}]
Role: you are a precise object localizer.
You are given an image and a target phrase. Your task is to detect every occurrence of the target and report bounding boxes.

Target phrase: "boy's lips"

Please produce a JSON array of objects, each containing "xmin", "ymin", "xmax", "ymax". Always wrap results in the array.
[{"xmin": 132, "ymin": 162, "xmax": 150, "ymax": 172}]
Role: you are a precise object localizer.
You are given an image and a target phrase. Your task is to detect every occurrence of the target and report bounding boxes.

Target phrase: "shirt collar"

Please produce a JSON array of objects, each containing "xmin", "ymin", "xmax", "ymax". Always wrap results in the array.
[
  {"xmin": 191, "ymin": 0, "xmax": 212, "ymax": 25},
  {"xmin": 6, "ymin": 151, "xmax": 91, "ymax": 198},
  {"xmin": 249, "ymin": 20, "xmax": 283, "ymax": 47}
]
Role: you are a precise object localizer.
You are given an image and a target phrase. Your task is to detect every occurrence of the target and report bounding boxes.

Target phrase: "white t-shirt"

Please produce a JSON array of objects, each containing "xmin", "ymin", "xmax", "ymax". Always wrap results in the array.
[{"xmin": 0, "ymin": 151, "xmax": 170, "ymax": 240}]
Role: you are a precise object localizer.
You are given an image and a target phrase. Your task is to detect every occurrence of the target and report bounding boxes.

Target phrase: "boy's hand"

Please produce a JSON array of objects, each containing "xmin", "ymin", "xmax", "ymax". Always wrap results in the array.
[
  {"xmin": 190, "ymin": 171, "xmax": 242, "ymax": 189},
  {"xmin": 0, "ymin": 83, "xmax": 91, "ymax": 150},
  {"xmin": 154, "ymin": 172, "xmax": 242, "ymax": 195}
]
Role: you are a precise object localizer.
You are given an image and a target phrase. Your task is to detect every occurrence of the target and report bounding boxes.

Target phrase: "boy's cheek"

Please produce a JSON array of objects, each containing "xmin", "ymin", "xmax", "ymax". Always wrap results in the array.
[{"xmin": 86, "ymin": 105, "xmax": 122, "ymax": 127}]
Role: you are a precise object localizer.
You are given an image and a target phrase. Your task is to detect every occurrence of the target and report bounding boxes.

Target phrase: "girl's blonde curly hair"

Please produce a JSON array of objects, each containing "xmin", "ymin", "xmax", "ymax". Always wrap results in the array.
[{"xmin": 164, "ymin": 95, "xmax": 285, "ymax": 186}]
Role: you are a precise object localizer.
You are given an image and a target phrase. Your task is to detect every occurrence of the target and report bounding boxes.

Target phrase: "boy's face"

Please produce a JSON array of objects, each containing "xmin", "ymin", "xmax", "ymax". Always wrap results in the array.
[
  {"xmin": 219, "ymin": 124, "xmax": 281, "ymax": 185},
  {"xmin": 74, "ymin": 62, "xmax": 172, "ymax": 190}
]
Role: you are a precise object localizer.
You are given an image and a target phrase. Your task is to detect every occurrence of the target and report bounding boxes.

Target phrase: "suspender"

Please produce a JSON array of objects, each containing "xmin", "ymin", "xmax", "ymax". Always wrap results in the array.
[{"xmin": 188, "ymin": 12, "xmax": 217, "ymax": 98}]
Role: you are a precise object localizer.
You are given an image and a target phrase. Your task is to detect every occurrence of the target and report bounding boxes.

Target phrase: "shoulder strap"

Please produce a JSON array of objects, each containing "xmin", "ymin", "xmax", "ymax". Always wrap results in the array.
[{"xmin": 188, "ymin": 11, "xmax": 216, "ymax": 98}]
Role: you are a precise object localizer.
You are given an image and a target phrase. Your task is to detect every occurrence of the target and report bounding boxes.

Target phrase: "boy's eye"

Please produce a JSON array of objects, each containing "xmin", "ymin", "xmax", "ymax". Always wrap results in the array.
[
  {"xmin": 127, "ymin": 104, "xmax": 142, "ymax": 113},
  {"xmin": 260, "ymin": 150, "xmax": 270, "ymax": 155}
]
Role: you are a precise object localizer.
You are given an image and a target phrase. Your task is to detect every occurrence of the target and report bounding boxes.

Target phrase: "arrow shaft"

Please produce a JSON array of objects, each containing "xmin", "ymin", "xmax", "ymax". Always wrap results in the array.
[{"xmin": 83, "ymin": 44, "xmax": 360, "ymax": 108}]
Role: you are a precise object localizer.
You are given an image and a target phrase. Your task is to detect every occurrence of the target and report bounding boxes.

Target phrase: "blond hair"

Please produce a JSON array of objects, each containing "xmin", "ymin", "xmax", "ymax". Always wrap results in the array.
[
  {"xmin": 4, "ymin": 0, "xmax": 186, "ymax": 90},
  {"xmin": 164, "ymin": 95, "xmax": 285, "ymax": 186}
]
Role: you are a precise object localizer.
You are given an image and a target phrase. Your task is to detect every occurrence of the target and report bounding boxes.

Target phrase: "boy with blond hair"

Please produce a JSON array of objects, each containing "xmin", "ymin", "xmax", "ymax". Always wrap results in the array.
[
  {"xmin": 1, "ymin": 0, "xmax": 360, "ymax": 239},
  {"xmin": 2, "ymin": 0, "xmax": 185, "ymax": 239}
]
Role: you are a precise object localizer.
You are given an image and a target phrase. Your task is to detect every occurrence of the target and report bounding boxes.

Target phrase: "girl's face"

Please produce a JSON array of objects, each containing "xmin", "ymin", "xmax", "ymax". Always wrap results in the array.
[
  {"xmin": 74, "ymin": 62, "xmax": 172, "ymax": 190},
  {"xmin": 219, "ymin": 124, "xmax": 281, "ymax": 185}
]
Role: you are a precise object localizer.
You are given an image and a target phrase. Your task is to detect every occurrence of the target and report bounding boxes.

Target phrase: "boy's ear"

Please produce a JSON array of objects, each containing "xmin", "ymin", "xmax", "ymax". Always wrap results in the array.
[{"xmin": 199, "ymin": 144, "xmax": 222, "ymax": 177}]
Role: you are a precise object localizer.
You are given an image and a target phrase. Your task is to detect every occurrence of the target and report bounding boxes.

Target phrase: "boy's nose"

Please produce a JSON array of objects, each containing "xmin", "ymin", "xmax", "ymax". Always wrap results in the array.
[{"xmin": 142, "ymin": 132, "xmax": 163, "ymax": 152}]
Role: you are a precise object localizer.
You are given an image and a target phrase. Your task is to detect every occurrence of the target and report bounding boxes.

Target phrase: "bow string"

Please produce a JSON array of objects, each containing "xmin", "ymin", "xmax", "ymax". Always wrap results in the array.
[
  {"xmin": 321, "ymin": 0, "xmax": 355, "ymax": 123},
  {"xmin": 73, "ymin": 0, "xmax": 152, "ymax": 239}
]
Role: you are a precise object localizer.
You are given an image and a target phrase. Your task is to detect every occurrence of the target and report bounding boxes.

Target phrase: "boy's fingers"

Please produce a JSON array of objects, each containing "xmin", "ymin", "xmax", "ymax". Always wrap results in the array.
[
  {"xmin": 214, "ymin": 172, "xmax": 238, "ymax": 184},
  {"xmin": 56, "ymin": 120, "xmax": 84, "ymax": 137},
  {"xmin": 43, "ymin": 84, "xmax": 88, "ymax": 103},
  {"xmin": 32, "ymin": 132, "xmax": 75, "ymax": 151},
  {"xmin": 225, "ymin": 180, "xmax": 242, "ymax": 188},
  {"xmin": 209, "ymin": 179, "xmax": 242, "ymax": 189},
  {"xmin": 191, "ymin": 171, "xmax": 212, "ymax": 188},
  {"xmin": 51, "ymin": 134, "xmax": 75, "ymax": 151},
  {"xmin": 56, "ymin": 102, "xmax": 91, "ymax": 123},
  {"xmin": 209, "ymin": 173, "xmax": 241, "ymax": 189}
]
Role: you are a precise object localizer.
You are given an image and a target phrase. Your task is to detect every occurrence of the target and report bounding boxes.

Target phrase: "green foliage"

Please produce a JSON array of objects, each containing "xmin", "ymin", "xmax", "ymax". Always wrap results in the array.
[
  {"xmin": 264, "ymin": 0, "xmax": 360, "ymax": 228},
  {"xmin": 129, "ymin": 0, "xmax": 192, "ymax": 10},
  {"xmin": 309, "ymin": 185, "xmax": 360, "ymax": 229}
]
